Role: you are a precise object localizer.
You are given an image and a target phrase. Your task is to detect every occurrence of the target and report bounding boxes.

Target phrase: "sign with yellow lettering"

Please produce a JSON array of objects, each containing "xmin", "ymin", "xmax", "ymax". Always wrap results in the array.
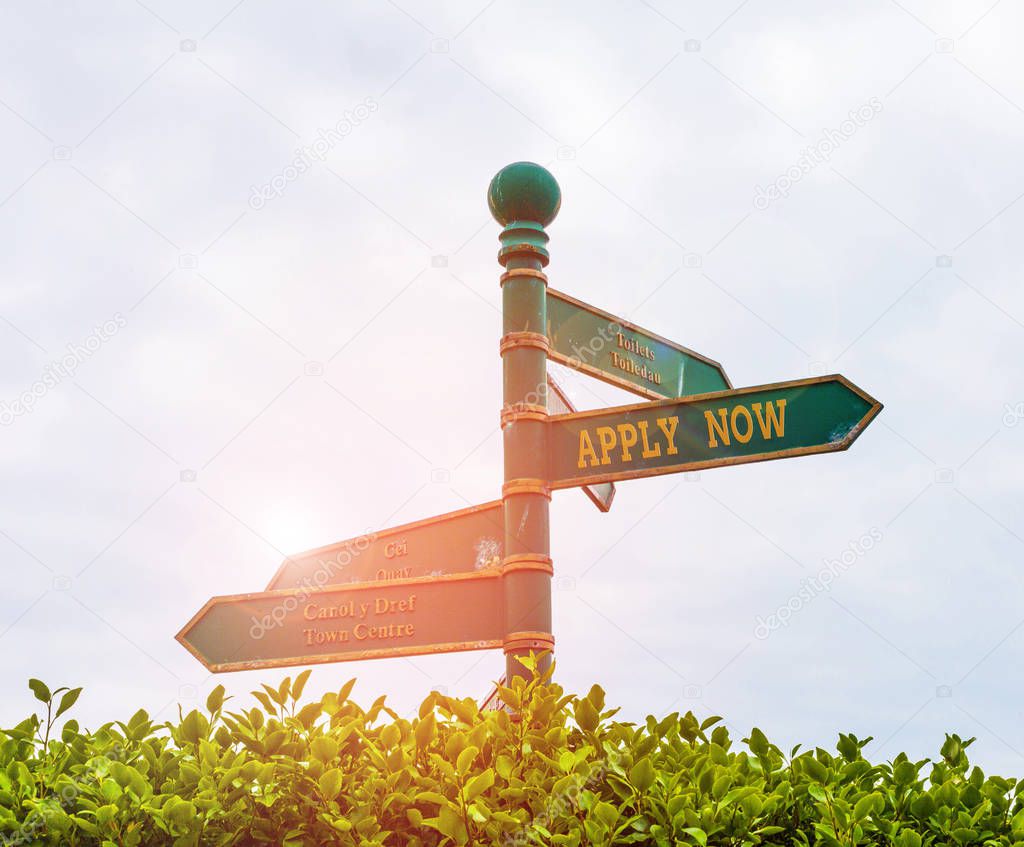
[
  {"xmin": 177, "ymin": 571, "xmax": 504, "ymax": 673},
  {"xmin": 546, "ymin": 288, "xmax": 731, "ymax": 400},
  {"xmin": 547, "ymin": 375, "xmax": 615, "ymax": 512},
  {"xmin": 549, "ymin": 375, "xmax": 881, "ymax": 489},
  {"xmin": 265, "ymin": 501, "xmax": 504, "ymax": 592}
]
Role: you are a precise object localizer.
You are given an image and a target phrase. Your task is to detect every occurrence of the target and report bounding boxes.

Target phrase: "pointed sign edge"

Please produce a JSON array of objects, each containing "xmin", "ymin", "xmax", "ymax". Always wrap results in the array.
[
  {"xmin": 176, "ymin": 568, "xmax": 507, "ymax": 672},
  {"xmin": 546, "ymin": 287, "xmax": 733, "ymax": 398}
]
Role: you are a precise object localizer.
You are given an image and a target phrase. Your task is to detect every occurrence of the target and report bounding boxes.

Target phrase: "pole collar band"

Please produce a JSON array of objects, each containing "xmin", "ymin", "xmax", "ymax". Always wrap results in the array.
[
  {"xmin": 499, "ymin": 331, "xmax": 550, "ymax": 356},
  {"xmin": 502, "ymin": 478, "xmax": 551, "ymax": 499},
  {"xmin": 497, "ymin": 221, "xmax": 551, "ymax": 267},
  {"xmin": 500, "ymin": 267, "xmax": 548, "ymax": 286},
  {"xmin": 500, "ymin": 404, "xmax": 548, "ymax": 425},
  {"xmin": 502, "ymin": 554, "xmax": 554, "ymax": 575},
  {"xmin": 503, "ymin": 631, "xmax": 555, "ymax": 654}
]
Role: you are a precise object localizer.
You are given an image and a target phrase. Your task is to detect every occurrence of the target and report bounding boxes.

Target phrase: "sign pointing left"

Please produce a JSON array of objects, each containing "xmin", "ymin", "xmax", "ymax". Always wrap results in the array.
[
  {"xmin": 177, "ymin": 571, "xmax": 504, "ymax": 673},
  {"xmin": 266, "ymin": 500, "xmax": 504, "ymax": 591}
]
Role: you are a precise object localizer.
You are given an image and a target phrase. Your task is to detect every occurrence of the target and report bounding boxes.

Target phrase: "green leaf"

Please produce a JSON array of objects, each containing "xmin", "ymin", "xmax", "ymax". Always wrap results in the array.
[
  {"xmin": 99, "ymin": 778, "xmax": 122, "ymax": 803},
  {"xmin": 95, "ymin": 803, "xmax": 117, "ymax": 829},
  {"xmin": 495, "ymin": 754, "xmax": 514, "ymax": 780},
  {"xmin": 464, "ymin": 768, "xmax": 495, "ymax": 802},
  {"xmin": 456, "ymin": 745, "xmax": 479, "ymax": 777},
  {"xmin": 327, "ymin": 816, "xmax": 351, "ymax": 832},
  {"xmin": 205, "ymin": 684, "xmax": 226, "ymax": 714},
  {"xmin": 516, "ymin": 653, "xmax": 537, "ymax": 673},
  {"xmin": 179, "ymin": 709, "xmax": 209, "ymax": 744},
  {"xmin": 712, "ymin": 774, "xmax": 732, "ymax": 800},
  {"xmin": 803, "ymin": 756, "xmax": 829, "ymax": 783},
  {"xmin": 436, "ymin": 805, "xmax": 468, "ymax": 843},
  {"xmin": 318, "ymin": 768, "xmax": 343, "ymax": 798},
  {"xmin": 55, "ymin": 686, "xmax": 82, "ymax": 719},
  {"xmin": 71, "ymin": 816, "xmax": 100, "ymax": 837},
  {"xmin": 296, "ymin": 701, "xmax": 323, "ymax": 729},
  {"xmin": 756, "ymin": 826, "xmax": 786, "ymax": 836},
  {"xmin": 252, "ymin": 690, "xmax": 275, "ymax": 714},
  {"xmin": 747, "ymin": 727, "xmax": 770, "ymax": 757},
  {"xmin": 574, "ymin": 697, "xmax": 600, "ymax": 733},
  {"xmin": 338, "ymin": 678, "xmax": 356, "ymax": 703},
  {"xmin": 854, "ymin": 793, "xmax": 879, "ymax": 821},
  {"xmin": 312, "ymin": 736, "xmax": 339, "ymax": 762},
  {"xmin": 263, "ymin": 729, "xmax": 288, "ymax": 755},
  {"xmin": 896, "ymin": 829, "xmax": 922, "ymax": 847},
  {"xmin": 28, "ymin": 679, "xmax": 50, "ymax": 703},
  {"xmin": 630, "ymin": 756, "xmax": 656, "ymax": 793},
  {"xmin": 416, "ymin": 714, "xmax": 436, "ymax": 749},
  {"xmin": 837, "ymin": 733, "xmax": 860, "ymax": 762},
  {"xmin": 593, "ymin": 801, "xmax": 620, "ymax": 828},
  {"xmin": 808, "ymin": 784, "xmax": 828, "ymax": 803},
  {"xmin": 910, "ymin": 794, "xmax": 934, "ymax": 818},
  {"xmin": 894, "ymin": 760, "xmax": 917, "ymax": 786},
  {"xmin": 682, "ymin": 826, "xmax": 708, "ymax": 846},
  {"xmin": 292, "ymin": 668, "xmax": 312, "ymax": 701},
  {"xmin": 813, "ymin": 822, "xmax": 844, "ymax": 847},
  {"xmin": 166, "ymin": 800, "xmax": 196, "ymax": 829}
]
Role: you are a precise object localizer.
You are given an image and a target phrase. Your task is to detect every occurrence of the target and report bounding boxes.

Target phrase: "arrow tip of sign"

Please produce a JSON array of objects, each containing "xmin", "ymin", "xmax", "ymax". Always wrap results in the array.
[
  {"xmin": 831, "ymin": 373, "xmax": 883, "ymax": 412},
  {"xmin": 488, "ymin": 162, "xmax": 561, "ymax": 227}
]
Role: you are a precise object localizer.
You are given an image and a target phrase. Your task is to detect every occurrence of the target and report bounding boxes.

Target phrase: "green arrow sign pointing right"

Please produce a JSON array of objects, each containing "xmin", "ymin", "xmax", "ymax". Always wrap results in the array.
[
  {"xmin": 546, "ymin": 288, "xmax": 731, "ymax": 399},
  {"xmin": 548, "ymin": 375, "xmax": 881, "ymax": 489}
]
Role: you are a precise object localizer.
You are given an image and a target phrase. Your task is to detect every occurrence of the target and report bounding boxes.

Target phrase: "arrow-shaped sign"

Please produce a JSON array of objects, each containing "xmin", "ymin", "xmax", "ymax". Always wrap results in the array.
[
  {"xmin": 178, "ymin": 571, "xmax": 504, "ymax": 673},
  {"xmin": 546, "ymin": 288, "xmax": 731, "ymax": 400},
  {"xmin": 549, "ymin": 375, "xmax": 881, "ymax": 489},
  {"xmin": 266, "ymin": 501, "xmax": 504, "ymax": 591}
]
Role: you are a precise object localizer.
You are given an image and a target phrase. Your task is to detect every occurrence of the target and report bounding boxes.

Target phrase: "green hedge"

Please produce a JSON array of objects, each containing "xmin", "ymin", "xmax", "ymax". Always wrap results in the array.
[{"xmin": 2, "ymin": 659, "xmax": 1022, "ymax": 846}]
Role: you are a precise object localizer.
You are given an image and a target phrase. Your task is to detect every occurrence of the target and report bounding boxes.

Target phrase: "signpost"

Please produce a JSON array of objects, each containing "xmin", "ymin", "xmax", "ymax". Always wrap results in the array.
[
  {"xmin": 548, "ymin": 375, "xmax": 881, "ymax": 489},
  {"xmin": 177, "ymin": 161, "xmax": 882, "ymax": 690},
  {"xmin": 265, "ymin": 500, "xmax": 504, "ymax": 591},
  {"xmin": 491, "ymin": 162, "xmax": 560, "ymax": 681},
  {"xmin": 546, "ymin": 288, "xmax": 731, "ymax": 399}
]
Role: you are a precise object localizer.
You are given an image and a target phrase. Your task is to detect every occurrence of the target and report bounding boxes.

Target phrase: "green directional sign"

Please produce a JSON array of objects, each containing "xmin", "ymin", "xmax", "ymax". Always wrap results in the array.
[
  {"xmin": 548, "ymin": 375, "xmax": 881, "ymax": 489},
  {"xmin": 546, "ymin": 288, "xmax": 731, "ymax": 400}
]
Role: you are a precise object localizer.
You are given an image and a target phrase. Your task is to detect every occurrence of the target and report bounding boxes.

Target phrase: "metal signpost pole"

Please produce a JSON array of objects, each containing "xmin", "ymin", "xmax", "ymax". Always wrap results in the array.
[{"xmin": 488, "ymin": 162, "xmax": 561, "ymax": 682}]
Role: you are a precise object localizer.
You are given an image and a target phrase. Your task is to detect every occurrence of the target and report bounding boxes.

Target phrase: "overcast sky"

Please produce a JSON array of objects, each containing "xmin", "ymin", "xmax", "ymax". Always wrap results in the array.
[{"xmin": 2, "ymin": 0, "xmax": 1023, "ymax": 773}]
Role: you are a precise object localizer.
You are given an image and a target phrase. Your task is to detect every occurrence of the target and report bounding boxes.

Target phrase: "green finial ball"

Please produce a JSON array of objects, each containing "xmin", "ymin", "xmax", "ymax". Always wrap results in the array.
[{"xmin": 487, "ymin": 162, "xmax": 561, "ymax": 227}]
